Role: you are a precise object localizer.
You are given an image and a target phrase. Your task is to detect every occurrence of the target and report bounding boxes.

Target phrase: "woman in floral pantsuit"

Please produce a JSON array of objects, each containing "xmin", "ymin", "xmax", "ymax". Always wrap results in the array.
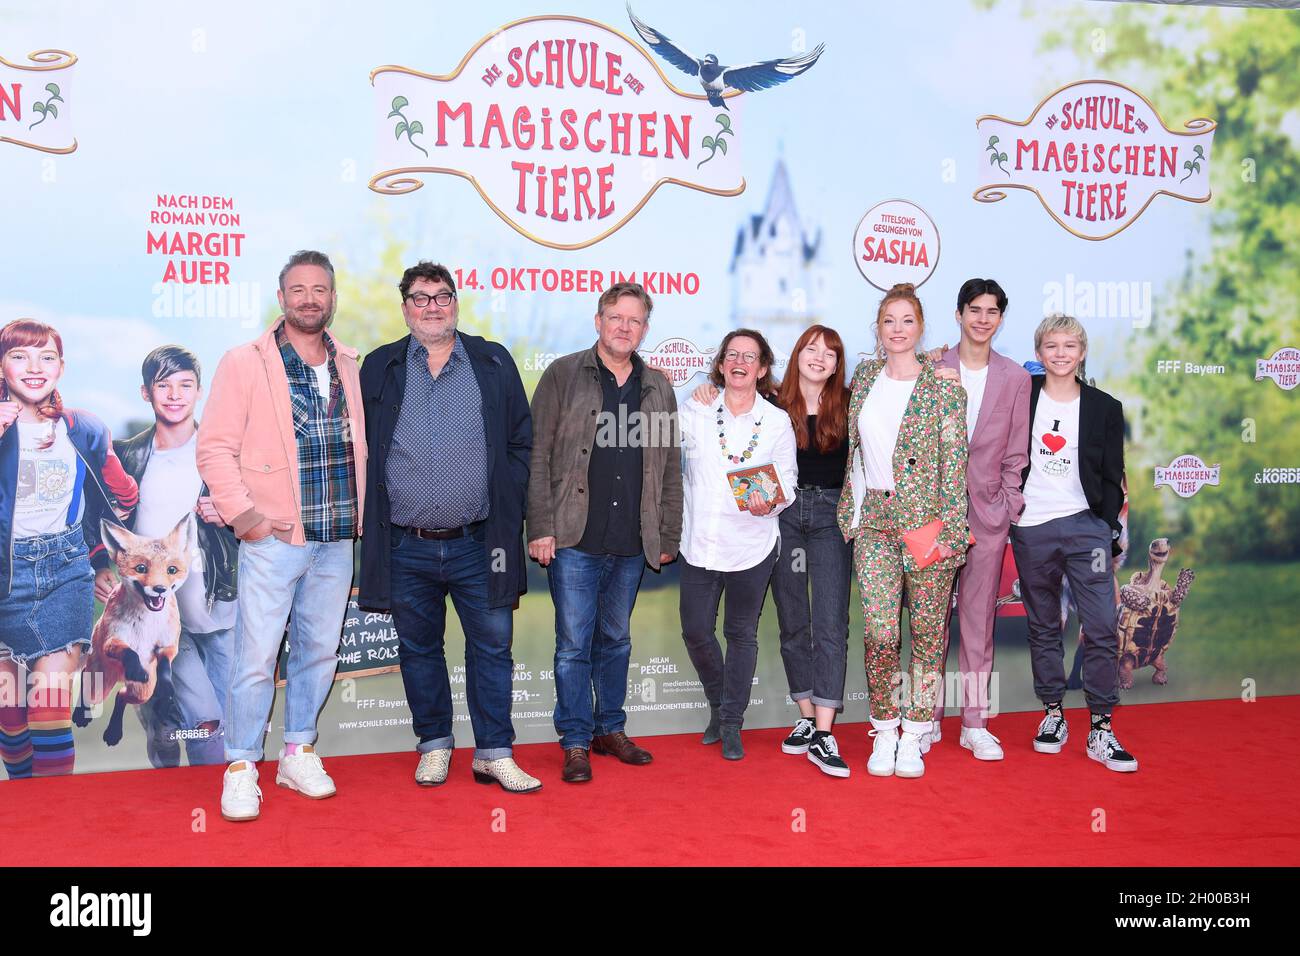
[{"xmin": 837, "ymin": 283, "xmax": 969, "ymax": 779}]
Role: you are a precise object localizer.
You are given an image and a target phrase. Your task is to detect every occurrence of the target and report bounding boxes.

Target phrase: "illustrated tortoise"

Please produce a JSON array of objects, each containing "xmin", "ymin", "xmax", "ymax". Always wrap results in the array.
[{"xmin": 1116, "ymin": 538, "xmax": 1194, "ymax": 688}]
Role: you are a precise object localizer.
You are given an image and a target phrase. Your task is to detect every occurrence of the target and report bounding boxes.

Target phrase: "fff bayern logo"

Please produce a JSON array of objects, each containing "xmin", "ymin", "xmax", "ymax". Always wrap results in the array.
[
  {"xmin": 1154, "ymin": 454, "xmax": 1220, "ymax": 498},
  {"xmin": 369, "ymin": 10, "xmax": 826, "ymax": 249},
  {"xmin": 975, "ymin": 79, "xmax": 1216, "ymax": 240}
]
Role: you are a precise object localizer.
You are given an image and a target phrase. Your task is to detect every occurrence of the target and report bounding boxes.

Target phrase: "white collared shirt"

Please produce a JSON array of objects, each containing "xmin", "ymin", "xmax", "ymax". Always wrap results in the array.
[{"xmin": 679, "ymin": 392, "xmax": 798, "ymax": 572}]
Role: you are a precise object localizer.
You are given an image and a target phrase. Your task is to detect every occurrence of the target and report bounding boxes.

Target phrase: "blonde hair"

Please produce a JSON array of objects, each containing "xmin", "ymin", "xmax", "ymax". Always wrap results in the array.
[
  {"xmin": 1033, "ymin": 313, "xmax": 1089, "ymax": 381},
  {"xmin": 874, "ymin": 283, "xmax": 925, "ymax": 357}
]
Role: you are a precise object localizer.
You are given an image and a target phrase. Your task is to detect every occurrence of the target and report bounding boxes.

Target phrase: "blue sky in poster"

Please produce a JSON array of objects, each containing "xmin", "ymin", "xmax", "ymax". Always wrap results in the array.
[{"xmin": 1, "ymin": 0, "xmax": 1215, "ymax": 432}]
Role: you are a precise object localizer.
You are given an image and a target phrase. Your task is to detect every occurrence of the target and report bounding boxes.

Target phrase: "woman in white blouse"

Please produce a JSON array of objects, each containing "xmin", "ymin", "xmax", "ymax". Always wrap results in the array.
[{"xmin": 678, "ymin": 329, "xmax": 797, "ymax": 760}]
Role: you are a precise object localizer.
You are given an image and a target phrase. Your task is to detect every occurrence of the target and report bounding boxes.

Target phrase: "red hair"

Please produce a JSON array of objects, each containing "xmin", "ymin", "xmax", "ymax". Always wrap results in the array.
[
  {"xmin": 1, "ymin": 319, "xmax": 66, "ymax": 439},
  {"xmin": 873, "ymin": 283, "xmax": 926, "ymax": 357},
  {"xmin": 776, "ymin": 324, "xmax": 849, "ymax": 452}
]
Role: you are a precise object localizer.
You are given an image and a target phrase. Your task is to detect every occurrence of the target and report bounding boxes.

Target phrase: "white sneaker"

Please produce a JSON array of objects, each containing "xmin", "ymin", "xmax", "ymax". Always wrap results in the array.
[
  {"xmin": 895, "ymin": 731, "xmax": 926, "ymax": 778},
  {"xmin": 472, "ymin": 756, "xmax": 542, "ymax": 793},
  {"xmin": 276, "ymin": 746, "xmax": 337, "ymax": 799},
  {"xmin": 415, "ymin": 748, "xmax": 452, "ymax": 786},
  {"xmin": 959, "ymin": 726, "xmax": 1005, "ymax": 761},
  {"xmin": 919, "ymin": 719, "xmax": 942, "ymax": 754},
  {"xmin": 867, "ymin": 727, "xmax": 899, "ymax": 777},
  {"xmin": 221, "ymin": 761, "xmax": 263, "ymax": 822}
]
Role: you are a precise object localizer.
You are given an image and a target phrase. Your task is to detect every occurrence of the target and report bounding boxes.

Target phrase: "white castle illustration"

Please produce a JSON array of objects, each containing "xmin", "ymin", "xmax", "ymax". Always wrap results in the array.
[{"xmin": 729, "ymin": 158, "xmax": 830, "ymax": 360}]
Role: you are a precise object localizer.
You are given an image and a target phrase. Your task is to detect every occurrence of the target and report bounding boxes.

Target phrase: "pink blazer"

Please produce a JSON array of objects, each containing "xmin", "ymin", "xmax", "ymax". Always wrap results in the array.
[
  {"xmin": 196, "ymin": 324, "xmax": 368, "ymax": 545},
  {"xmin": 939, "ymin": 348, "xmax": 1030, "ymax": 536}
]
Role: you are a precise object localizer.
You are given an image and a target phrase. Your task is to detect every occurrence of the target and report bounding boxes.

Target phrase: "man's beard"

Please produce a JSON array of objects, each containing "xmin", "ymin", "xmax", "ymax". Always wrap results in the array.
[
  {"xmin": 411, "ymin": 318, "xmax": 456, "ymax": 349},
  {"xmin": 285, "ymin": 305, "xmax": 333, "ymax": 333}
]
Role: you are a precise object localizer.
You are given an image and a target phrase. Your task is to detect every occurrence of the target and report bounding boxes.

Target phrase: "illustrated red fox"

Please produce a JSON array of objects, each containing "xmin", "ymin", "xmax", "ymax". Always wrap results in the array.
[{"xmin": 74, "ymin": 515, "xmax": 196, "ymax": 746}]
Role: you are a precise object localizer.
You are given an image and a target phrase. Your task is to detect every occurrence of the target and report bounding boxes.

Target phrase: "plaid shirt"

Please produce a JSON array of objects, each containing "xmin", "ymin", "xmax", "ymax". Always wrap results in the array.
[{"xmin": 275, "ymin": 323, "xmax": 358, "ymax": 542}]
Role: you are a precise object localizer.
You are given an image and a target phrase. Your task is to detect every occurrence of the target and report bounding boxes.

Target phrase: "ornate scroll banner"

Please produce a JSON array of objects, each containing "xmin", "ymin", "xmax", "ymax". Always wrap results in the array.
[
  {"xmin": 369, "ymin": 15, "xmax": 746, "ymax": 250},
  {"xmin": 0, "ymin": 49, "xmax": 77, "ymax": 154},
  {"xmin": 1155, "ymin": 454, "xmax": 1221, "ymax": 498},
  {"xmin": 1256, "ymin": 346, "xmax": 1299, "ymax": 391},
  {"xmin": 638, "ymin": 336, "xmax": 715, "ymax": 386},
  {"xmin": 974, "ymin": 79, "xmax": 1215, "ymax": 240},
  {"xmin": 852, "ymin": 199, "xmax": 940, "ymax": 292}
]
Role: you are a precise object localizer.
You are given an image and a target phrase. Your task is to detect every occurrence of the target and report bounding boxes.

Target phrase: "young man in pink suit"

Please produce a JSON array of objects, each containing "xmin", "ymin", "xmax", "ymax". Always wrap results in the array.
[{"xmin": 930, "ymin": 279, "xmax": 1030, "ymax": 760}]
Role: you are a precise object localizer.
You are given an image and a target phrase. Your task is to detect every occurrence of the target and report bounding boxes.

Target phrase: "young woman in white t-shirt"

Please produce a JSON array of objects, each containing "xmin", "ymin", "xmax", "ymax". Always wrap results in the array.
[{"xmin": 837, "ymin": 284, "xmax": 970, "ymax": 779}]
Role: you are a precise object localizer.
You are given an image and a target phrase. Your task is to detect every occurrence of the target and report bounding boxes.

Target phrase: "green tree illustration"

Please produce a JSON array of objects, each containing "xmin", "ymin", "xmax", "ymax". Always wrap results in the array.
[
  {"xmin": 261, "ymin": 208, "xmax": 550, "ymax": 395},
  {"xmin": 697, "ymin": 113, "xmax": 735, "ymax": 169},
  {"xmin": 388, "ymin": 95, "xmax": 429, "ymax": 158},
  {"xmin": 28, "ymin": 83, "xmax": 63, "ymax": 130},
  {"xmin": 1028, "ymin": 4, "xmax": 1300, "ymax": 562}
]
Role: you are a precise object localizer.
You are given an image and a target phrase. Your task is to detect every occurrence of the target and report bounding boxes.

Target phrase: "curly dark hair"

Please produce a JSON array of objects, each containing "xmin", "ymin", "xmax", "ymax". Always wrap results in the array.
[{"xmin": 398, "ymin": 261, "xmax": 457, "ymax": 300}]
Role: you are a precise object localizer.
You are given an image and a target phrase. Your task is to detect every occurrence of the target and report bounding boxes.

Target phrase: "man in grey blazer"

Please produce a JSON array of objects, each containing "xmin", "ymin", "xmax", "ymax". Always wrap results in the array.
[{"xmin": 931, "ymin": 278, "xmax": 1030, "ymax": 760}]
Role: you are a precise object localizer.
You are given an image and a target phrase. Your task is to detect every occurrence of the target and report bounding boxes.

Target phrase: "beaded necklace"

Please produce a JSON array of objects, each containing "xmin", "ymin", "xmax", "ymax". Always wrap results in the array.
[{"xmin": 716, "ymin": 400, "xmax": 763, "ymax": 464}]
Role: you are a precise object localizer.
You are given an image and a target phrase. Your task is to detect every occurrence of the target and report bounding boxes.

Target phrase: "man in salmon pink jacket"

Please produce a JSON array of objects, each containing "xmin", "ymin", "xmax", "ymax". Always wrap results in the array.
[{"xmin": 196, "ymin": 250, "xmax": 367, "ymax": 823}]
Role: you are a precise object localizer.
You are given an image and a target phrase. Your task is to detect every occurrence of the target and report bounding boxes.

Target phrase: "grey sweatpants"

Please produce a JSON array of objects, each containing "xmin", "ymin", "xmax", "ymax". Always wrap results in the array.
[{"xmin": 1010, "ymin": 510, "xmax": 1120, "ymax": 714}]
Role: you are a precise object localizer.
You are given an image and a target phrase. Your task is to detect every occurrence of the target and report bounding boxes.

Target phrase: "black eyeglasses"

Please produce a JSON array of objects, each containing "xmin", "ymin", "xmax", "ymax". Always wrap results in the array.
[{"xmin": 405, "ymin": 291, "xmax": 456, "ymax": 308}]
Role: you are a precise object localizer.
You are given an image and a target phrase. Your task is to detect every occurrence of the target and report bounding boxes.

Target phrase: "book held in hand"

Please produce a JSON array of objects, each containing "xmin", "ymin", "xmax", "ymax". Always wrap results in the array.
[{"xmin": 726, "ymin": 462, "xmax": 787, "ymax": 512}]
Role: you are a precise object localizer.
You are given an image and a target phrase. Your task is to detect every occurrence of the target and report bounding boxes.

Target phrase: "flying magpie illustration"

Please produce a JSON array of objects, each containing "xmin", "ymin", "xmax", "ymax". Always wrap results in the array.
[{"xmin": 627, "ymin": 4, "xmax": 825, "ymax": 110}]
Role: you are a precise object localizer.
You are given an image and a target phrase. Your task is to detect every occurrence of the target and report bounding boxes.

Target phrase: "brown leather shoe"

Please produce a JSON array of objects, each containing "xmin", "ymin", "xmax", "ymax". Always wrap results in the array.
[
  {"xmin": 592, "ymin": 731, "xmax": 653, "ymax": 765},
  {"xmin": 562, "ymin": 747, "xmax": 592, "ymax": 783}
]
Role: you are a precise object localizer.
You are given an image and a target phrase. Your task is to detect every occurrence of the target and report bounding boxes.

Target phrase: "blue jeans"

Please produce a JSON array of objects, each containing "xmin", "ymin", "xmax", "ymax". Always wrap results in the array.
[
  {"xmin": 225, "ymin": 536, "xmax": 354, "ymax": 763},
  {"xmin": 548, "ymin": 548, "xmax": 645, "ymax": 750},
  {"xmin": 772, "ymin": 487, "xmax": 852, "ymax": 709},
  {"xmin": 0, "ymin": 524, "xmax": 93, "ymax": 665},
  {"xmin": 174, "ymin": 626, "xmax": 233, "ymax": 765},
  {"xmin": 390, "ymin": 527, "xmax": 515, "ymax": 759}
]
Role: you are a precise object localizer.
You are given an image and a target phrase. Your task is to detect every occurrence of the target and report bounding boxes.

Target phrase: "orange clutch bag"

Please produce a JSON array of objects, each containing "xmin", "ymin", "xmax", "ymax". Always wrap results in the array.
[{"xmin": 902, "ymin": 519, "xmax": 976, "ymax": 569}]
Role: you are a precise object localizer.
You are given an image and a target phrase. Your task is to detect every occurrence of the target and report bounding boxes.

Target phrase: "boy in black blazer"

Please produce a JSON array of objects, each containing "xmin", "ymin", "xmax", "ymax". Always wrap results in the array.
[{"xmin": 1009, "ymin": 315, "xmax": 1136, "ymax": 772}]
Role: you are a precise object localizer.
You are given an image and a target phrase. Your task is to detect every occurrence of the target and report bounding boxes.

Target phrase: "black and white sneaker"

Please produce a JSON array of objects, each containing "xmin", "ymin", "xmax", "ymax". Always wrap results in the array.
[
  {"xmin": 781, "ymin": 717, "xmax": 816, "ymax": 754},
  {"xmin": 1087, "ymin": 718, "xmax": 1138, "ymax": 773},
  {"xmin": 1033, "ymin": 706, "xmax": 1069, "ymax": 753},
  {"xmin": 807, "ymin": 732, "xmax": 850, "ymax": 778}
]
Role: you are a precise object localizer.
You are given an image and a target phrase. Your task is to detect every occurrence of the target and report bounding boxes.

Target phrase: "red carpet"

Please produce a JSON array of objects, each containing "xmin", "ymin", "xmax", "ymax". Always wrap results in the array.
[{"xmin": 6, "ymin": 696, "xmax": 1298, "ymax": 867}]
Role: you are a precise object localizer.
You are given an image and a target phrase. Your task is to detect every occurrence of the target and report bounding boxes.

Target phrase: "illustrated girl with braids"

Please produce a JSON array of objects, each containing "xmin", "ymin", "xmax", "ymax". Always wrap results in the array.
[{"xmin": 0, "ymin": 319, "xmax": 137, "ymax": 778}]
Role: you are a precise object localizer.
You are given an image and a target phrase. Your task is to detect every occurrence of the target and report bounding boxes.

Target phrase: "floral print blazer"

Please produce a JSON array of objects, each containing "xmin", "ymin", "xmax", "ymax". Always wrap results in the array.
[{"xmin": 835, "ymin": 355, "xmax": 970, "ymax": 572}]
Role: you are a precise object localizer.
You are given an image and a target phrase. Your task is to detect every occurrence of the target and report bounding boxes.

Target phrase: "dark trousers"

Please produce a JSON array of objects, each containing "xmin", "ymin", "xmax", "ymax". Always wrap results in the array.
[
  {"xmin": 771, "ymin": 488, "xmax": 852, "ymax": 709},
  {"xmin": 1010, "ymin": 510, "xmax": 1120, "ymax": 714},
  {"xmin": 389, "ymin": 527, "xmax": 516, "ymax": 759},
  {"xmin": 678, "ymin": 546, "xmax": 779, "ymax": 728}
]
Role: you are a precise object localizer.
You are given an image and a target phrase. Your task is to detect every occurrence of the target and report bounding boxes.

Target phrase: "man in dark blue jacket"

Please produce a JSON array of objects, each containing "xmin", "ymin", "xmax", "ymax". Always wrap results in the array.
[{"xmin": 358, "ymin": 262, "xmax": 539, "ymax": 793}]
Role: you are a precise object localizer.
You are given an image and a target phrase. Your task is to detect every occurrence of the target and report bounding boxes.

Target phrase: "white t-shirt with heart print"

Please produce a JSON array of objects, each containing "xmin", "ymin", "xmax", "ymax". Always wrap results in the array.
[{"xmin": 1018, "ymin": 391, "xmax": 1090, "ymax": 527}]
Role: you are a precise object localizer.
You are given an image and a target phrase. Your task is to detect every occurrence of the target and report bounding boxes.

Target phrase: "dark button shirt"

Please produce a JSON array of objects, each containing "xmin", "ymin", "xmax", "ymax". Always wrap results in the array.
[
  {"xmin": 795, "ymin": 414, "xmax": 849, "ymax": 488},
  {"xmin": 387, "ymin": 334, "xmax": 489, "ymax": 529},
  {"xmin": 576, "ymin": 352, "xmax": 644, "ymax": 556}
]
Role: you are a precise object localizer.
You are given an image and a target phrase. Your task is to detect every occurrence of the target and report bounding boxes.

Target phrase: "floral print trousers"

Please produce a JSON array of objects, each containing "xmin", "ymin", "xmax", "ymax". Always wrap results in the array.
[{"xmin": 853, "ymin": 526, "xmax": 958, "ymax": 727}]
